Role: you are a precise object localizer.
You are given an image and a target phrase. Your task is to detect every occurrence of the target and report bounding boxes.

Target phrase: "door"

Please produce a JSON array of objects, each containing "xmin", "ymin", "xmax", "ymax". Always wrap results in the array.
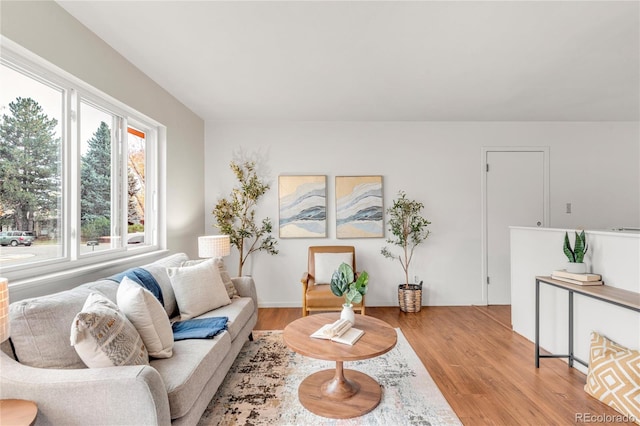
[{"xmin": 485, "ymin": 150, "xmax": 546, "ymax": 305}]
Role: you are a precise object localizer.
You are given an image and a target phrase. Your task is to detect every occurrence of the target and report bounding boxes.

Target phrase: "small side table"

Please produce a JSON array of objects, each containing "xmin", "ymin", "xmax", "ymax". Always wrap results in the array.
[{"xmin": 0, "ymin": 399, "xmax": 38, "ymax": 426}]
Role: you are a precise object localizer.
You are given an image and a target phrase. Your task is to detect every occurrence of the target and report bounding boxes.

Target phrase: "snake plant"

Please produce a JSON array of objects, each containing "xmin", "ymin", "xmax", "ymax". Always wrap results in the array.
[{"xmin": 563, "ymin": 230, "xmax": 588, "ymax": 263}]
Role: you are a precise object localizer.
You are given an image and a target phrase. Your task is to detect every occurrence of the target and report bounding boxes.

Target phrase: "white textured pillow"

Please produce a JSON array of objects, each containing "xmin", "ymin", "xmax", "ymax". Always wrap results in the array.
[
  {"xmin": 168, "ymin": 258, "xmax": 231, "ymax": 319},
  {"xmin": 314, "ymin": 253, "xmax": 354, "ymax": 283},
  {"xmin": 71, "ymin": 293, "xmax": 149, "ymax": 368},
  {"xmin": 117, "ymin": 276, "xmax": 174, "ymax": 358},
  {"xmin": 181, "ymin": 258, "xmax": 238, "ymax": 298}
]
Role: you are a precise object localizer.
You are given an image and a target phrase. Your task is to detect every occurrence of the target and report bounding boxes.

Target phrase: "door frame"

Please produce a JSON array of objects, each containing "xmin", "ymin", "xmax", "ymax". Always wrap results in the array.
[{"xmin": 480, "ymin": 147, "xmax": 550, "ymax": 305}]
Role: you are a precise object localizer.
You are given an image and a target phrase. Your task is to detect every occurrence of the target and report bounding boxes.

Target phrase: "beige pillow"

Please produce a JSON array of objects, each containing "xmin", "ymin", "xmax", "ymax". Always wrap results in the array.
[
  {"xmin": 314, "ymin": 252, "xmax": 353, "ymax": 283},
  {"xmin": 70, "ymin": 293, "xmax": 149, "ymax": 368},
  {"xmin": 215, "ymin": 259, "xmax": 238, "ymax": 298},
  {"xmin": 168, "ymin": 258, "xmax": 231, "ymax": 319},
  {"xmin": 585, "ymin": 332, "xmax": 640, "ymax": 424},
  {"xmin": 117, "ymin": 276, "xmax": 173, "ymax": 358},
  {"xmin": 181, "ymin": 258, "xmax": 238, "ymax": 298}
]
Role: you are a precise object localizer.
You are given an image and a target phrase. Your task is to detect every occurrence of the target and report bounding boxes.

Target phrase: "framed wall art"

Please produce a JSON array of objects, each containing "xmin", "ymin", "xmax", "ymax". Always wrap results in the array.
[
  {"xmin": 335, "ymin": 175, "xmax": 384, "ymax": 238},
  {"xmin": 278, "ymin": 175, "xmax": 327, "ymax": 238}
]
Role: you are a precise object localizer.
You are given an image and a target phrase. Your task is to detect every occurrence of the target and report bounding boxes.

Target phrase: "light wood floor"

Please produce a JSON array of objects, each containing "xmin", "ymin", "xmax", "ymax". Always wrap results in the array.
[{"xmin": 255, "ymin": 306, "xmax": 633, "ymax": 425}]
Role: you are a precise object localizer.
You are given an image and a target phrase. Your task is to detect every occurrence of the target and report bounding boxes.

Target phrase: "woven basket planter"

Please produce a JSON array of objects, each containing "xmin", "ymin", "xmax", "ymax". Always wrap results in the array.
[{"xmin": 398, "ymin": 284, "xmax": 422, "ymax": 313}]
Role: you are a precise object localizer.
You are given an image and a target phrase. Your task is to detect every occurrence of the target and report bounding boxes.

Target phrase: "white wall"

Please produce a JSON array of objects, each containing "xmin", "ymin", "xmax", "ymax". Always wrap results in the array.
[
  {"xmin": 205, "ymin": 121, "xmax": 639, "ymax": 307},
  {"xmin": 511, "ymin": 227, "xmax": 640, "ymax": 373},
  {"xmin": 1, "ymin": 1, "xmax": 205, "ymax": 297}
]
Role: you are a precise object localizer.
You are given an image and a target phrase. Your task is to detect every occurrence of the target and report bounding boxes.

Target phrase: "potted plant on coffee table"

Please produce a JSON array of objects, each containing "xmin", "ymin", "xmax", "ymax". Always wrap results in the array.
[
  {"xmin": 381, "ymin": 190, "xmax": 431, "ymax": 312},
  {"xmin": 330, "ymin": 262, "xmax": 368, "ymax": 324}
]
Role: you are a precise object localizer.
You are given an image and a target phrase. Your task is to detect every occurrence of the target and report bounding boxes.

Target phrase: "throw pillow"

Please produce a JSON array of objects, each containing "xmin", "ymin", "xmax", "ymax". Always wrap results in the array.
[
  {"xmin": 117, "ymin": 276, "xmax": 174, "ymax": 358},
  {"xmin": 585, "ymin": 331, "xmax": 640, "ymax": 424},
  {"xmin": 314, "ymin": 252, "xmax": 353, "ymax": 284},
  {"xmin": 215, "ymin": 258, "xmax": 238, "ymax": 298},
  {"xmin": 70, "ymin": 292, "xmax": 149, "ymax": 368},
  {"xmin": 181, "ymin": 258, "xmax": 238, "ymax": 298},
  {"xmin": 168, "ymin": 258, "xmax": 231, "ymax": 319}
]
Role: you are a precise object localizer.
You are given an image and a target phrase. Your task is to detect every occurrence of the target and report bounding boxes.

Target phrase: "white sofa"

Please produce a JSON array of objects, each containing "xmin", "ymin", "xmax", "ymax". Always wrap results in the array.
[{"xmin": 0, "ymin": 253, "xmax": 258, "ymax": 425}]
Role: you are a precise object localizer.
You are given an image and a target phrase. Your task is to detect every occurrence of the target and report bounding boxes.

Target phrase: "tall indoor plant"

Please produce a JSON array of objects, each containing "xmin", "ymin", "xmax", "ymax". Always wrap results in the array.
[
  {"xmin": 212, "ymin": 160, "xmax": 278, "ymax": 276},
  {"xmin": 381, "ymin": 190, "xmax": 431, "ymax": 312}
]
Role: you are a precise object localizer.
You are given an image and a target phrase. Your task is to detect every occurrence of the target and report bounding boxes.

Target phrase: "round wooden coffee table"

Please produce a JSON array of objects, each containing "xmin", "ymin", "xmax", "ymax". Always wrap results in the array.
[
  {"xmin": 283, "ymin": 313, "xmax": 397, "ymax": 419},
  {"xmin": 0, "ymin": 399, "xmax": 38, "ymax": 425}
]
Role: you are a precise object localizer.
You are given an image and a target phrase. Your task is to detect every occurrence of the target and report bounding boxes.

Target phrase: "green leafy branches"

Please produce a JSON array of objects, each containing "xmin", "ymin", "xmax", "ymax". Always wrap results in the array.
[
  {"xmin": 212, "ymin": 160, "xmax": 278, "ymax": 276},
  {"xmin": 563, "ymin": 230, "xmax": 588, "ymax": 263},
  {"xmin": 330, "ymin": 262, "xmax": 369, "ymax": 305},
  {"xmin": 381, "ymin": 190, "xmax": 431, "ymax": 287}
]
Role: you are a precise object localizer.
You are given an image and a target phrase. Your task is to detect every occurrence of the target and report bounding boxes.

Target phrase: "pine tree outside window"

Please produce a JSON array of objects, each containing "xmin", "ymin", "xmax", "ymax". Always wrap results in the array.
[{"xmin": 0, "ymin": 41, "xmax": 163, "ymax": 281}]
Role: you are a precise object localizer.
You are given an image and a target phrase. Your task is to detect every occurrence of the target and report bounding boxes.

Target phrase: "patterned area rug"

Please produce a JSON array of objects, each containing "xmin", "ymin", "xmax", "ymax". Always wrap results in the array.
[{"xmin": 198, "ymin": 329, "xmax": 461, "ymax": 425}]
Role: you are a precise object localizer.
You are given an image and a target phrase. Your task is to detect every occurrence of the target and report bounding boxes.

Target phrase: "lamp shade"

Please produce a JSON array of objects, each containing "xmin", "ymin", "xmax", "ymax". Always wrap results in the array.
[
  {"xmin": 198, "ymin": 235, "xmax": 231, "ymax": 259},
  {"xmin": 0, "ymin": 278, "xmax": 9, "ymax": 343}
]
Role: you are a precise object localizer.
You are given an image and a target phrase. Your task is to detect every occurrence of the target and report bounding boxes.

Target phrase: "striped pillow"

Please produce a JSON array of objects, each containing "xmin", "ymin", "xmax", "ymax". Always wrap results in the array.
[{"xmin": 584, "ymin": 332, "xmax": 640, "ymax": 424}]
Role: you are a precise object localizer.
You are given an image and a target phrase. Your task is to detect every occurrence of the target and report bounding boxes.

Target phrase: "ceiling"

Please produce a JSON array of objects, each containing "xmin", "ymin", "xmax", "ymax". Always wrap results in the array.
[{"xmin": 57, "ymin": 1, "xmax": 639, "ymax": 122}]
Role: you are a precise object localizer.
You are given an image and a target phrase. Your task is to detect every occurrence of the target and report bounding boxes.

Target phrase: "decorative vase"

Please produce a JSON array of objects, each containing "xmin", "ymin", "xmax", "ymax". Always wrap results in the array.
[
  {"xmin": 566, "ymin": 262, "xmax": 587, "ymax": 273},
  {"xmin": 340, "ymin": 303, "xmax": 355, "ymax": 325}
]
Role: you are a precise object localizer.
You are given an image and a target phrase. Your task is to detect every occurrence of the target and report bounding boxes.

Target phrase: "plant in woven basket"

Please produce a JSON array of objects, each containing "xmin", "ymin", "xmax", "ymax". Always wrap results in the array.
[{"xmin": 381, "ymin": 190, "xmax": 431, "ymax": 289}]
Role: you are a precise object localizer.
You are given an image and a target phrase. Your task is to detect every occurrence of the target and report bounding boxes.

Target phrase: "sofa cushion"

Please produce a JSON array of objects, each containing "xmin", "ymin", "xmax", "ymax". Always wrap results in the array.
[
  {"xmin": 71, "ymin": 292, "xmax": 149, "ymax": 368},
  {"xmin": 585, "ymin": 332, "xmax": 640, "ymax": 423},
  {"xmin": 142, "ymin": 252, "xmax": 189, "ymax": 318},
  {"xmin": 168, "ymin": 259, "xmax": 231, "ymax": 320},
  {"xmin": 150, "ymin": 331, "xmax": 232, "ymax": 419},
  {"xmin": 7, "ymin": 254, "xmax": 186, "ymax": 369},
  {"xmin": 196, "ymin": 297, "xmax": 255, "ymax": 341},
  {"xmin": 10, "ymin": 286, "xmax": 98, "ymax": 368},
  {"xmin": 84, "ymin": 279, "xmax": 119, "ymax": 303},
  {"xmin": 117, "ymin": 276, "xmax": 174, "ymax": 358}
]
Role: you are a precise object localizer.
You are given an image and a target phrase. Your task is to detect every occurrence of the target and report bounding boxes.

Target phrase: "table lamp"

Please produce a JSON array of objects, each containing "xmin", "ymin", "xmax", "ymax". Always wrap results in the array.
[
  {"xmin": 198, "ymin": 235, "xmax": 231, "ymax": 260},
  {"xmin": 0, "ymin": 278, "xmax": 9, "ymax": 343}
]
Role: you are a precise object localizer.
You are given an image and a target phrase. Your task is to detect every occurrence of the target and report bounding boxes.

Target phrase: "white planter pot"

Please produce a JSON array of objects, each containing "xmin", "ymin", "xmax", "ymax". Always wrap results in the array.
[
  {"xmin": 566, "ymin": 262, "xmax": 587, "ymax": 273},
  {"xmin": 340, "ymin": 303, "xmax": 355, "ymax": 325}
]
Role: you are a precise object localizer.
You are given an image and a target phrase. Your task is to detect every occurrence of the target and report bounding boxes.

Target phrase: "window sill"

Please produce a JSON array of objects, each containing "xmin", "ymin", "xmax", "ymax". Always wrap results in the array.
[{"xmin": 7, "ymin": 249, "xmax": 170, "ymax": 302}]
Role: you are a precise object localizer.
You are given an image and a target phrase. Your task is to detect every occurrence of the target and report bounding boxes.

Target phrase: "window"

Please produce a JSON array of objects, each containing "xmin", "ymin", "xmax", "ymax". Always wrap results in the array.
[{"xmin": 0, "ymin": 41, "xmax": 163, "ymax": 281}]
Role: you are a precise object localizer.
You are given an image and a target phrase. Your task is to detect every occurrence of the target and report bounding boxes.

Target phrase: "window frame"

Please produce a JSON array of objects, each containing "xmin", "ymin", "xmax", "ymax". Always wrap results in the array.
[{"xmin": 0, "ymin": 38, "xmax": 166, "ymax": 284}]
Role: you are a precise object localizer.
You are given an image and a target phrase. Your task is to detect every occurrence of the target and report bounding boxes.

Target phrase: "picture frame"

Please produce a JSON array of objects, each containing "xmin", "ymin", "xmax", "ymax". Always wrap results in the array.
[
  {"xmin": 335, "ymin": 175, "xmax": 384, "ymax": 238},
  {"xmin": 278, "ymin": 175, "xmax": 327, "ymax": 238}
]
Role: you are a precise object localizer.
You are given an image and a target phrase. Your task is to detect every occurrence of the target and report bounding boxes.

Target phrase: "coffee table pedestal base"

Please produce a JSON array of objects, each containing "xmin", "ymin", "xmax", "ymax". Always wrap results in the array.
[{"xmin": 298, "ymin": 368, "xmax": 382, "ymax": 419}]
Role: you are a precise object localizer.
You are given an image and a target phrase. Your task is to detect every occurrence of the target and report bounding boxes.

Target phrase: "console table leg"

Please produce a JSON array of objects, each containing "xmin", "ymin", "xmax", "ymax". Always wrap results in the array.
[
  {"xmin": 535, "ymin": 279, "xmax": 540, "ymax": 368},
  {"xmin": 568, "ymin": 291, "xmax": 574, "ymax": 368}
]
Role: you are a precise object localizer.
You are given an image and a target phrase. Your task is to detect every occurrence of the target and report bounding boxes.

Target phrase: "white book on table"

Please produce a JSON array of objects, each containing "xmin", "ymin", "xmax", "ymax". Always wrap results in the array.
[{"xmin": 310, "ymin": 318, "xmax": 364, "ymax": 346}]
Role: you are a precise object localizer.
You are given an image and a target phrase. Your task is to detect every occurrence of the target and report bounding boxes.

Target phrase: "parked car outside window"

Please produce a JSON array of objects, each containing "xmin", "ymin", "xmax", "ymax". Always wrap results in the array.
[{"xmin": 0, "ymin": 231, "xmax": 36, "ymax": 247}]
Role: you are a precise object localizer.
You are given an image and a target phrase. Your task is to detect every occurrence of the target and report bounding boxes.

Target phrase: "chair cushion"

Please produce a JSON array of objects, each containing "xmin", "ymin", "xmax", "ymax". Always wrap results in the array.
[
  {"xmin": 584, "ymin": 332, "xmax": 640, "ymax": 422},
  {"xmin": 305, "ymin": 284, "xmax": 362, "ymax": 309},
  {"xmin": 314, "ymin": 252, "xmax": 353, "ymax": 284}
]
